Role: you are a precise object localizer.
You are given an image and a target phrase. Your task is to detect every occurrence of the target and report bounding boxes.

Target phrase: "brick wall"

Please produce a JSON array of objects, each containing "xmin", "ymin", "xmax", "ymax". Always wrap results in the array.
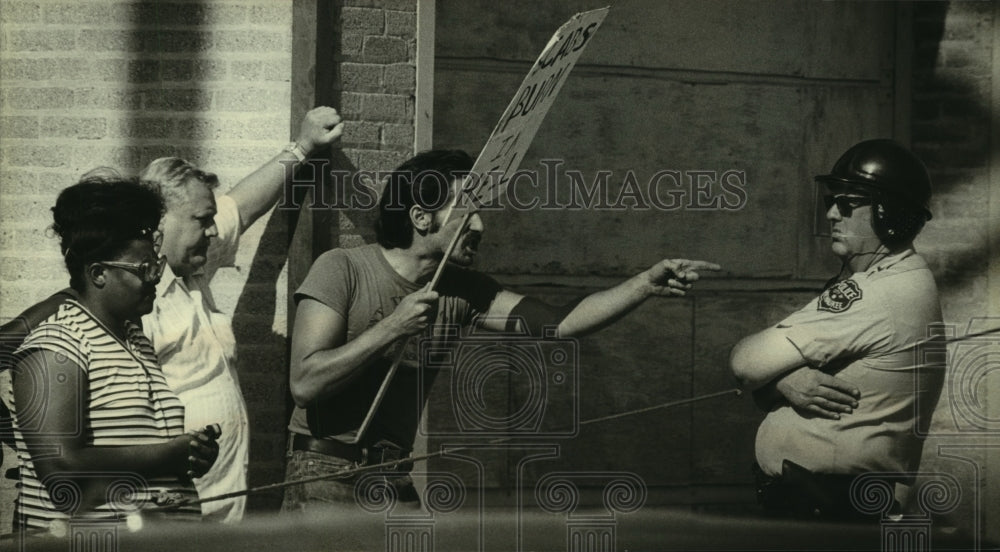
[
  {"xmin": 912, "ymin": 1, "xmax": 992, "ymax": 321},
  {"xmin": 910, "ymin": 1, "xmax": 996, "ymax": 537},
  {"xmin": 337, "ymin": 2, "xmax": 418, "ymax": 135},
  {"xmin": 328, "ymin": 0, "xmax": 419, "ymax": 252},
  {"xmin": 0, "ymin": 0, "xmax": 295, "ymax": 517}
]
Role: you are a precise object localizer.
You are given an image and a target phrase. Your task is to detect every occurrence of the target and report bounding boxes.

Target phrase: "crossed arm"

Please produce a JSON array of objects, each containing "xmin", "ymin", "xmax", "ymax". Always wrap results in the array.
[
  {"xmin": 730, "ymin": 328, "xmax": 859, "ymax": 419},
  {"xmin": 730, "ymin": 328, "xmax": 811, "ymax": 391}
]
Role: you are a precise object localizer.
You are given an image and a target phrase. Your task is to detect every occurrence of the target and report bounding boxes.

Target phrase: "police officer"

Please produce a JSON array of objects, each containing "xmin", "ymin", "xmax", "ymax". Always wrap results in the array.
[{"xmin": 730, "ymin": 139, "xmax": 945, "ymax": 520}]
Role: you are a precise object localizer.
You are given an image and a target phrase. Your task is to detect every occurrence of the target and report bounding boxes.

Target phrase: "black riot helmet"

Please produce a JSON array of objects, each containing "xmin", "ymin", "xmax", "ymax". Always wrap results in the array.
[{"xmin": 815, "ymin": 139, "xmax": 932, "ymax": 248}]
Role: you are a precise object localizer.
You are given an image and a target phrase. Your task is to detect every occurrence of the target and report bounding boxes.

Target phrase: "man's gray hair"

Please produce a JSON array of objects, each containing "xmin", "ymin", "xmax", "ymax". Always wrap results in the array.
[{"xmin": 139, "ymin": 157, "xmax": 219, "ymax": 208}]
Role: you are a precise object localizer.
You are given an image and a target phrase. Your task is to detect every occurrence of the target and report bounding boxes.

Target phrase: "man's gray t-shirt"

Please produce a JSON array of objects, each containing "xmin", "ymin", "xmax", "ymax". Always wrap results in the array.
[{"xmin": 288, "ymin": 244, "xmax": 502, "ymax": 449}]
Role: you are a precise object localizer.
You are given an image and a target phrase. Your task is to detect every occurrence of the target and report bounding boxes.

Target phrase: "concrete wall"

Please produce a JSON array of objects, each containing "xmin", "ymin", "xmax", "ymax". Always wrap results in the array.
[
  {"xmin": 433, "ymin": 0, "xmax": 896, "ymax": 280},
  {"xmin": 428, "ymin": 0, "xmax": 899, "ymax": 512}
]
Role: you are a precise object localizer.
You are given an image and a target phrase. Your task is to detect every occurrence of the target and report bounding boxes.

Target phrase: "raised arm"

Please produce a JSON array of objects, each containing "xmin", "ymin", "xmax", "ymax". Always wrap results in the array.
[
  {"xmin": 12, "ymin": 351, "xmax": 217, "ymax": 513},
  {"xmin": 226, "ymin": 106, "xmax": 344, "ymax": 230},
  {"xmin": 289, "ymin": 289, "xmax": 439, "ymax": 407},
  {"xmin": 477, "ymin": 259, "xmax": 720, "ymax": 338}
]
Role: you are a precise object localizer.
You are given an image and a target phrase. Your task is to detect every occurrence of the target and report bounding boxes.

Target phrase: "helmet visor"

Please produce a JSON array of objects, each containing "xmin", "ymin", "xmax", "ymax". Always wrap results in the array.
[{"xmin": 813, "ymin": 184, "xmax": 830, "ymax": 237}]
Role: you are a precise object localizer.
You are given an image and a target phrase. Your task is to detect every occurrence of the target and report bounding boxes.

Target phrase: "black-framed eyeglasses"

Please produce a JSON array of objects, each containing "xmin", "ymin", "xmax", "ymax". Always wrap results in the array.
[
  {"xmin": 822, "ymin": 194, "xmax": 873, "ymax": 217},
  {"xmin": 101, "ymin": 256, "xmax": 167, "ymax": 283}
]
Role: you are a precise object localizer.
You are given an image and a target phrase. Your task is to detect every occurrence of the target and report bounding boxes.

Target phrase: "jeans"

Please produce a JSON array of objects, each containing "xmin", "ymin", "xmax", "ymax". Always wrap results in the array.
[{"xmin": 280, "ymin": 449, "xmax": 421, "ymax": 513}]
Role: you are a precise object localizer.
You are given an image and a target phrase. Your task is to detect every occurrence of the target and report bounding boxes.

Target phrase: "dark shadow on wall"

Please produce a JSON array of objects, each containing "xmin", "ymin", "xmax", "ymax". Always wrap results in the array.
[
  {"xmin": 229, "ymin": 0, "xmax": 363, "ymax": 512},
  {"xmin": 128, "ymin": 2, "xmax": 211, "ymax": 172},
  {"xmin": 910, "ymin": 2, "xmax": 995, "ymax": 538},
  {"xmin": 912, "ymin": 1, "xmax": 992, "ymax": 292},
  {"xmin": 118, "ymin": 0, "xmax": 312, "ymax": 513}
]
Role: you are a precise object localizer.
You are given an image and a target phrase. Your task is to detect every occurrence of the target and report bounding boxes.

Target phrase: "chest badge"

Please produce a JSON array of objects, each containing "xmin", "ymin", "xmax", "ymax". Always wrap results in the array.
[{"xmin": 817, "ymin": 279, "xmax": 863, "ymax": 313}]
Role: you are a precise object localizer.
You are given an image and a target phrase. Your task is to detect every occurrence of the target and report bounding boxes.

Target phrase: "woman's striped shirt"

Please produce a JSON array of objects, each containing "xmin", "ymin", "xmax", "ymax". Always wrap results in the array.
[{"xmin": 12, "ymin": 301, "xmax": 200, "ymax": 530}]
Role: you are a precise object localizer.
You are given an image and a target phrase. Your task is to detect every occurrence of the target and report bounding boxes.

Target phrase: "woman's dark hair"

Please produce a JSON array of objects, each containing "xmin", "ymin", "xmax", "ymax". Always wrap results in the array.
[
  {"xmin": 375, "ymin": 149, "xmax": 474, "ymax": 249},
  {"xmin": 52, "ymin": 176, "xmax": 165, "ymax": 291}
]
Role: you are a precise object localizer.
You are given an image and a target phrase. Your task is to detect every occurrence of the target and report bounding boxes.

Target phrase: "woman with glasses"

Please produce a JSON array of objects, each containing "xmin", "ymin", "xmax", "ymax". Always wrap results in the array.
[{"xmin": 9, "ymin": 176, "xmax": 219, "ymax": 531}]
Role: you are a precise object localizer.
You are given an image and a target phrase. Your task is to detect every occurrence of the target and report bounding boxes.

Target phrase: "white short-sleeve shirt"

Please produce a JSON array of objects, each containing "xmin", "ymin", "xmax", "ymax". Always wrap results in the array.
[{"xmin": 142, "ymin": 193, "xmax": 249, "ymax": 523}]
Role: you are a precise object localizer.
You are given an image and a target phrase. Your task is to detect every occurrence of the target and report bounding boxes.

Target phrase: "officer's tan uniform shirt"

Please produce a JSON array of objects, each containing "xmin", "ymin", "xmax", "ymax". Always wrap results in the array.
[{"xmin": 755, "ymin": 248, "xmax": 944, "ymax": 477}]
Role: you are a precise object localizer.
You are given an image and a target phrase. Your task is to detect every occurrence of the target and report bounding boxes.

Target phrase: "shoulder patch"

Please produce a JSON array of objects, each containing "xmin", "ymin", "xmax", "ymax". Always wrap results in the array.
[{"xmin": 817, "ymin": 279, "xmax": 863, "ymax": 313}]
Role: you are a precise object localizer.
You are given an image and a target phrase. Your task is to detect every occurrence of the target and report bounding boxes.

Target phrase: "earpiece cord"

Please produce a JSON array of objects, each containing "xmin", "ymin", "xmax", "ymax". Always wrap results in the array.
[{"xmin": 824, "ymin": 246, "xmax": 890, "ymax": 289}]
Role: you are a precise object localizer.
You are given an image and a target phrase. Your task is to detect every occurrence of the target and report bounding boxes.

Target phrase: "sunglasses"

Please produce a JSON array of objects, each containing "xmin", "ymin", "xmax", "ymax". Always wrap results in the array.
[
  {"xmin": 102, "ymin": 256, "xmax": 168, "ymax": 283},
  {"xmin": 822, "ymin": 194, "xmax": 873, "ymax": 217}
]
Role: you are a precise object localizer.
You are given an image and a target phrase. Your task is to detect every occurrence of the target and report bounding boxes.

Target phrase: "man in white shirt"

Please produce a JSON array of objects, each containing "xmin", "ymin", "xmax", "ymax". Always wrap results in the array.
[
  {"xmin": 0, "ymin": 107, "xmax": 344, "ymax": 522},
  {"xmin": 134, "ymin": 106, "xmax": 343, "ymax": 522}
]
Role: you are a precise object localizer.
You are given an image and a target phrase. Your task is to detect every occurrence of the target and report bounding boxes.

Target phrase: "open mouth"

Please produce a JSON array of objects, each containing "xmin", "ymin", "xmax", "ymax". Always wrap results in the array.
[
  {"xmin": 461, "ymin": 232, "xmax": 481, "ymax": 255},
  {"xmin": 193, "ymin": 241, "xmax": 210, "ymax": 259}
]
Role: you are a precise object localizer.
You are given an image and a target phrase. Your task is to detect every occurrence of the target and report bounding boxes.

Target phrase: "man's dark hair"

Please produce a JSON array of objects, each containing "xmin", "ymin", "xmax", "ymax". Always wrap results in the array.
[
  {"xmin": 52, "ymin": 176, "xmax": 165, "ymax": 291},
  {"xmin": 375, "ymin": 149, "xmax": 474, "ymax": 249}
]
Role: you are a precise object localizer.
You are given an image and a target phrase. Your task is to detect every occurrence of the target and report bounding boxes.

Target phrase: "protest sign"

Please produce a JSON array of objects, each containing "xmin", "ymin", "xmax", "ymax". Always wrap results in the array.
[
  {"xmin": 459, "ymin": 7, "xmax": 610, "ymax": 211},
  {"xmin": 355, "ymin": 8, "xmax": 609, "ymax": 444}
]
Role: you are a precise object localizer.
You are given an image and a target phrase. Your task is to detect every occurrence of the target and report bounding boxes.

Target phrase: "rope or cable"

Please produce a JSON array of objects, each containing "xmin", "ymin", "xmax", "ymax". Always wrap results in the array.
[{"xmin": 149, "ymin": 387, "xmax": 745, "ymax": 512}]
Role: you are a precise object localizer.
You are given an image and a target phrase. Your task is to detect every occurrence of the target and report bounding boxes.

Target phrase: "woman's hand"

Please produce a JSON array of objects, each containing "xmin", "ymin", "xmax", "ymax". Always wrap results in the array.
[{"xmin": 171, "ymin": 426, "xmax": 220, "ymax": 479}]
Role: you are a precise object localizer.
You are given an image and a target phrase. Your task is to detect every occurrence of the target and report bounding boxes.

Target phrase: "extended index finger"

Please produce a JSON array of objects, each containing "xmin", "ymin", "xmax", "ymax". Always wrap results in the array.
[
  {"xmin": 675, "ymin": 259, "xmax": 722, "ymax": 272},
  {"xmin": 673, "ymin": 259, "xmax": 722, "ymax": 278}
]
